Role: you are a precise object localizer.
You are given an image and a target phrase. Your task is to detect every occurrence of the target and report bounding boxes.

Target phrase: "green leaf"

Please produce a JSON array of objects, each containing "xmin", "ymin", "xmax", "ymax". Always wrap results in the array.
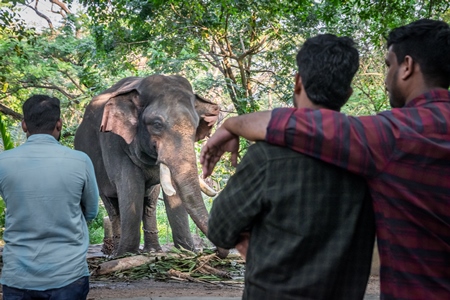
[{"xmin": 0, "ymin": 115, "xmax": 15, "ymax": 150}]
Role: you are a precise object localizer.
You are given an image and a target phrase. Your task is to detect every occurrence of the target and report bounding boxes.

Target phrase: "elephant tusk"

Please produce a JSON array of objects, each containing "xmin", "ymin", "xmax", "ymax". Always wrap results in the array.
[
  {"xmin": 160, "ymin": 163, "xmax": 176, "ymax": 196},
  {"xmin": 199, "ymin": 177, "xmax": 217, "ymax": 197}
]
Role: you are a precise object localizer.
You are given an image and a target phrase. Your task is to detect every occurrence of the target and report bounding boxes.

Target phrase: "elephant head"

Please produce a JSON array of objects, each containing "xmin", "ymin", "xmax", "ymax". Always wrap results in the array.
[
  {"xmin": 86, "ymin": 75, "xmax": 227, "ymax": 257},
  {"xmin": 98, "ymin": 75, "xmax": 218, "ymax": 194}
]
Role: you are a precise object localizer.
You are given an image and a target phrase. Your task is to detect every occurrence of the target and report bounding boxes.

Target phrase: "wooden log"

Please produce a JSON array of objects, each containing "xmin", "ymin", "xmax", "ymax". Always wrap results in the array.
[
  {"xmin": 94, "ymin": 255, "xmax": 155, "ymax": 275},
  {"xmin": 94, "ymin": 253, "xmax": 184, "ymax": 275}
]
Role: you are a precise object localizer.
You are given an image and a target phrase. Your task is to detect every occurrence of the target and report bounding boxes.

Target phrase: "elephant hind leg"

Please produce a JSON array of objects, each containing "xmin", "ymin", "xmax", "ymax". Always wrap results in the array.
[
  {"xmin": 142, "ymin": 185, "xmax": 163, "ymax": 252},
  {"xmin": 100, "ymin": 194, "xmax": 121, "ymax": 255}
]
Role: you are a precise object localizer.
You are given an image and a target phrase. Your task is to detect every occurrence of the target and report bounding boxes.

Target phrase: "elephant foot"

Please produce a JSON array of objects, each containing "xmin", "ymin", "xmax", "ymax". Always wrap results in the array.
[
  {"xmin": 114, "ymin": 243, "xmax": 141, "ymax": 257},
  {"xmin": 174, "ymin": 238, "xmax": 196, "ymax": 254},
  {"xmin": 216, "ymin": 247, "xmax": 229, "ymax": 259},
  {"xmin": 142, "ymin": 246, "xmax": 163, "ymax": 253},
  {"xmin": 143, "ymin": 231, "xmax": 162, "ymax": 253}
]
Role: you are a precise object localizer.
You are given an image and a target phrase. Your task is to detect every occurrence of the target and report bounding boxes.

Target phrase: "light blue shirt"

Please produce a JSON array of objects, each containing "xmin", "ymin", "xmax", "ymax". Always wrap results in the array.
[{"xmin": 0, "ymin": 134, "xmax": 99, "ymax": 290}]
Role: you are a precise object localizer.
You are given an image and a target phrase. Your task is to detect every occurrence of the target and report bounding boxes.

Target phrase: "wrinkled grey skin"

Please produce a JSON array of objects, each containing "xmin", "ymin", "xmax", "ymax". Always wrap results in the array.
[{"xmin": 74, "ymin": 75, "xmax": 228, "ymax": 258}]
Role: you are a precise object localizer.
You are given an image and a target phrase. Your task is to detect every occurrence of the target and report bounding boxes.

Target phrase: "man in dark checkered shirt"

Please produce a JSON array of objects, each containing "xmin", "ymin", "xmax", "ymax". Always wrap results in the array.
[{"xmin": 207, "ymin": 34, "xmax": 375, "ymax": 300}]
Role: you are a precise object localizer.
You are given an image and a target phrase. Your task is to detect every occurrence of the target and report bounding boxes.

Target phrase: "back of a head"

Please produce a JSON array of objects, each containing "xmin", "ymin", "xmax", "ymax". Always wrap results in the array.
[
  {"xmin": 23, "ymin": 95, "xmax": 61, "ymax": 134},
  {"xmin": 296, "ymin": 34, "xmax": 359, "ymax": 111},
  {"xmin": 387, "ymin": 19, "xmax": 450, "ymax": 89}
]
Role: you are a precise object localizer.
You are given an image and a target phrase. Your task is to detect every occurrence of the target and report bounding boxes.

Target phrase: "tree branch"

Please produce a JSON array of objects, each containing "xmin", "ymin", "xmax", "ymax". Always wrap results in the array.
[
  {"xmin": 200, "ymin": 51, "xmax": 224, "ymax": 72},
  {"xmin": 60, "ymin": 70, "xmax": 85, "ymax": 94},
  {"xmin": 0, "ymin": 103, "xmax": 22, "ymax": 120},
  {"xmin": 23, "ymin": 3, "xmax": 54, "ymax": 31},
  {"xmin": 237, "ymin": 36, "xmax": 267, "ymax": 61},
  {"xmin": 50, "ymin": 0, "xmax": 71, "ymax": 17},
  {"xmin": 20, "ymin": 82, "xmax": 77, "ymax": 99}
]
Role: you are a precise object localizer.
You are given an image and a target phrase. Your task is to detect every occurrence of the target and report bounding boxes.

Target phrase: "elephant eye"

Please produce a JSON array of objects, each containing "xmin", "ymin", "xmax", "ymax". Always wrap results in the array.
[
  {"xmin": 152, "ymin": 120, "xmax": 163, "ymax": 129},
  {"xmin": 147, "ymin": 117, "xmax": 165, "ymax": 132}
]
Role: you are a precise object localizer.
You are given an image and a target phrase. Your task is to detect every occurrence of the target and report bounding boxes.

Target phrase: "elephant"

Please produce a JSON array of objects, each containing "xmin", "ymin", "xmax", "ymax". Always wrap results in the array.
[{"xmin": 74, "ymin": 74, "xmax": 228, "ymax": 258}]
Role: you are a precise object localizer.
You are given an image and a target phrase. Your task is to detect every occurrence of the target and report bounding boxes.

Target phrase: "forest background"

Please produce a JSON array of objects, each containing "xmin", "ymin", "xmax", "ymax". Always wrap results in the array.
[{"xmin": 1, "ymin": 0, "xmax": 449, "ymax": 245}]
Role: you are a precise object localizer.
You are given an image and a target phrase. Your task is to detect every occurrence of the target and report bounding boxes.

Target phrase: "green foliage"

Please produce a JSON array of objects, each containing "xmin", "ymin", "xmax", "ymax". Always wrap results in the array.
[
  {"xmin": 88, "ymin": 203, "xmax": 108, "ymax": 244},
  {"xmin": 0, "ymin": 4, "xmax": 139, "ymax": 149},
  {"xmin": 77, "ymin": 0, "xmax": 322, "ymax": 115},
  {"xmin": 0, "ymin": 116, "xmax": 14, "ymax": 239},
  {"xmin": 156, "ymin": 200, "xmax": 172, "ymax": 244},
  {"xmin": 343, "ymin": 46, "xmax": 390, "ymax": 116},
  {"xmin": 0, "ymin": 115, "xmax": 14, "ymax": 150},
  {"xmin": 0, "ymin": 197, "xmax": 5, "ymax": 239},
  {"xmin": 319, "ymin": 0, "xmax": 450, "ymax": 44},
  {"xmin": 76, "ymin": 0, "xmax": 450, "ymax": 119}
]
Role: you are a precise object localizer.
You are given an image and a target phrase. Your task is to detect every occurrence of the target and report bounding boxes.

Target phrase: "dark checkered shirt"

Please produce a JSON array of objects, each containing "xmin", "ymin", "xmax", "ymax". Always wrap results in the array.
[{"xmin": 208, "ymin": 142, "xmax": 375, "ymax": 300}]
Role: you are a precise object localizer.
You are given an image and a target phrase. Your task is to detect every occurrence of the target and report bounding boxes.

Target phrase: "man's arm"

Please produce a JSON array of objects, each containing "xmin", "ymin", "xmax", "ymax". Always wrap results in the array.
[
  {"xmin": 267, "ymin": 107, "xmax": 397, "ymax": 177},
  {"xmin": 223, "ymin": 110, "xmax": 271, "ymax": 141},
  {"xmin": 81, "ymin": 156, "xmax": 99, "ymax": 221},
  {"xmin": 200, "ymin": 111, "xmax": 271, "ymax": 177}
]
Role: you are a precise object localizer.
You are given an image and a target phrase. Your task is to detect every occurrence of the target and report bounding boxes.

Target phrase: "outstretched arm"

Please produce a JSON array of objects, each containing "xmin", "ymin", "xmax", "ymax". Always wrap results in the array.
[{"xmin": 200, "ymin": 111, "xmax": 271, "ymax": 177}]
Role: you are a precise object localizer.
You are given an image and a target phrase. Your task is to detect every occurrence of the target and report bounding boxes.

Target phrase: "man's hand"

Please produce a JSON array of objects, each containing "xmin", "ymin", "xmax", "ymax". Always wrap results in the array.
[
  {"xmin": 200, "ymin": 125, "xmax": 239, "ymax": 178},
  {"xmin": 235, "ymin": 232, "xmax": 250, "ymax": 261},
  {"xmin": 200, "ymin": 111, "xmax": 271, "ymax": 178}
]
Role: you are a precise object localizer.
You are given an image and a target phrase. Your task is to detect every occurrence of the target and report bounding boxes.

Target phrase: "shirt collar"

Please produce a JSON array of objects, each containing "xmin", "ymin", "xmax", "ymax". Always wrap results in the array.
[
  {"xmin": 27, "ymin": 134, "xmax": 60, "ymax": 144},
  {"xmin": 405, "ymin": 89, "xmax": 450, "ymax": 108}
]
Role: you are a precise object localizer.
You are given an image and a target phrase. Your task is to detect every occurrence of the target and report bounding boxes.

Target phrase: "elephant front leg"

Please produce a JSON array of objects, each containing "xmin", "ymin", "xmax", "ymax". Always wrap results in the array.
[
  {"xmin": 142, "ymin": 185, "xmax": 162, "ymax": 252},
  {"xmin": 163, "ymin": 193, "xmax": 195, "ymax": 252},
  {"xmin": 115, "ymin": 186, "xmax": 145, "ymax": 256}
]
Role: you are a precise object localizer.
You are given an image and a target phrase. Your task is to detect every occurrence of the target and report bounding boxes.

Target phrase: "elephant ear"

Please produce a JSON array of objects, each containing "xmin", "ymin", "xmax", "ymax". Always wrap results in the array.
[
  {"xmin": 194, "ymin": 94, "xmax": 219, "ymax": 141},
  {"xmin": 100, "ymin": 90, "xmax": 141, "ymax": 144}
]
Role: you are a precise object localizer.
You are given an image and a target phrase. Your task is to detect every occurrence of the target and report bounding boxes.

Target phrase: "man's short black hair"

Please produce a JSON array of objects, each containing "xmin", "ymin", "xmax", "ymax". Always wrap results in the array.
[
  {"xmin": 23, "ymin": 95, "xmax": 61, "ymax": 134},
  {"xmin": 387, "ymin": 18, "xmax": 450, "ymax": 89},
  {"xmin": 296, "ymin": 34, "xmax": 359, "ymax": 111}
]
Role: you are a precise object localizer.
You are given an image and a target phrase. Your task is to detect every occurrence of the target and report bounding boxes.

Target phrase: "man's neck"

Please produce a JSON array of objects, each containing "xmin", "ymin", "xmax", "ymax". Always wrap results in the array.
[{"xmin": 296, "ymin": 94, "xmax": 327, "ymax": 110}]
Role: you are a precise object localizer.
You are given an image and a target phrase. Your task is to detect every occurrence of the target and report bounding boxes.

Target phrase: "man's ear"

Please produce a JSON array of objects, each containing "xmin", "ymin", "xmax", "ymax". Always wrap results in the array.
[
  {"xmin": 346, "ymin": 87, "xmax": 353, "ymax": 100},
  {"xmin": 56, "ymin": 119, "xmax": 62, "ymax": 132},
  {"xmin": 294, "ymin": 73, "xmax": 302, "ymax": 95},
  {"xmin": 21, "ymin": 120, "xmax": 27, "ymax": 133},
  {"xmin": 400, "ymin": 55, "xmax": 415, "ymax": 80}
]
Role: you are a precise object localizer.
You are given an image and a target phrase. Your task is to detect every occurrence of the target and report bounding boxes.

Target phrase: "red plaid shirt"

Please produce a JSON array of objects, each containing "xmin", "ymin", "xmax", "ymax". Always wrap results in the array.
[{"xmin": 266, "ymin": 89, "xmax": 450, "ymax": 300}]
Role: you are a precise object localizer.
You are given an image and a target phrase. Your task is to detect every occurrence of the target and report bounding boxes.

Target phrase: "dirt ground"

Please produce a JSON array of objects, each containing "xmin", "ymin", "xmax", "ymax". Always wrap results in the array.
[
  {"xmin": 0, "ymin": 275, "xmax": 379, "ymax": 299},
  {"xmin": 88, "ymin": 275, "xmax": 380, "ymax": 299},
  {"xmin": 88, "ymin": 278, "xmax": 244, "ymax": 299},
  {"xmin": 0, "ymin": 244, "xmax": 380, "ymax": 299}
]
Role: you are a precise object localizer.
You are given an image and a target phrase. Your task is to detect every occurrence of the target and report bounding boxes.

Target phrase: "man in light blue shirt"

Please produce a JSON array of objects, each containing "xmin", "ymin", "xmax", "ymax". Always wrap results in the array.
[{"xmin": 0, "ymin": 95, "xmax": 99, "ymax": 299}]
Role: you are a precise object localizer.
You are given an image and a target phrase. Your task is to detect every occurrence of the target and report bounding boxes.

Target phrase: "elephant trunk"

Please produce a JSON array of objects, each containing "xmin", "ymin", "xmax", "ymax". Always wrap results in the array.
[{"xmin": 160, "ymin": 152, "xmax": 228, "ymax": 258}]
